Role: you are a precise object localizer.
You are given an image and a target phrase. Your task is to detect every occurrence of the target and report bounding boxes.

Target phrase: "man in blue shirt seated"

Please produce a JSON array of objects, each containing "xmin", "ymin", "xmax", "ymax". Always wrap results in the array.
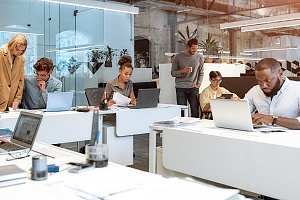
[
  {"xmin": 245, "ymin": 58, "xmax": 300, "ymax": 130},
  {"xmin": 22, "ymin": 57, "xmax": 62, "ymax": 110}
]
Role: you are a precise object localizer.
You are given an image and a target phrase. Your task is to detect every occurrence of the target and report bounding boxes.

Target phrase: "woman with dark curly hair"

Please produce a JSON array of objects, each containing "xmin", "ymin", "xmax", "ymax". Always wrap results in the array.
[{"xmin": 102, "ymin": 55, "xmax": 136, "ymax": 106}]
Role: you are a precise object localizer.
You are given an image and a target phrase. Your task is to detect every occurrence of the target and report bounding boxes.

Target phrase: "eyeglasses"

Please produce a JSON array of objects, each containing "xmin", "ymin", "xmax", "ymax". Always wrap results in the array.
[
  {"xmin": 35, "ymin": 71, "xmax": 49, "ymax": 77},
  {"xmin": 211, "ymin": 78, "xmax": 222, "ymax": 83}
]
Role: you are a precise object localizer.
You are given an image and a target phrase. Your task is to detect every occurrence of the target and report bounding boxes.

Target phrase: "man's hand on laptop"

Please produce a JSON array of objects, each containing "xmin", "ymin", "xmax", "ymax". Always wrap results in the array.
[
  {"xmin": 252, "ymin": 113, "xmax": 272, "ymax": 125},
  {"xmin": 0, "ymin": 137, "xmax": 8, "ymax": 143}
]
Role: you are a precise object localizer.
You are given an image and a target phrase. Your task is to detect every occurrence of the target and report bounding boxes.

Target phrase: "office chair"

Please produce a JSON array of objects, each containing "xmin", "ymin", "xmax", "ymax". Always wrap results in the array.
[{"xmin": 85, "ymin": 87, "xmax": 105, "ymax": 106}]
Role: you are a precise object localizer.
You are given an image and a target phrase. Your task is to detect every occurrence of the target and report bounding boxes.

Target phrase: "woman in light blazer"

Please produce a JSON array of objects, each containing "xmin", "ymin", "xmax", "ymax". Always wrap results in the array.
[{"xmin": 0, "ymin": 34, "xmax": 27, "ymax": 112}]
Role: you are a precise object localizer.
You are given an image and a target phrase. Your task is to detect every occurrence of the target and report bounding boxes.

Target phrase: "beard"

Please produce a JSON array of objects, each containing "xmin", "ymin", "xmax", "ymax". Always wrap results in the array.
[
  {"xmin": 188, "ymin": 50, "xmax": 196, "ymax": 55},
  {"xmin": 263, "ymin": 77, "xmax": 281, "ymax": 97}
]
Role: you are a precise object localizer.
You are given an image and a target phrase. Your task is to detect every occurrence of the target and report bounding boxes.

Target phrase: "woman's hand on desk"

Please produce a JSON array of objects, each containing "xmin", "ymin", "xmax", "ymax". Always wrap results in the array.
[
  {"xmin": 0, "ymin": 137, "xmax": 8, "ymax": 143},
  {"xmin": 108, "ymin": 99, "xmax": 115, "ymax": 107},
  {"xmin": 130, "ymin": 98, "xmax": 137, "ymax": 105}
]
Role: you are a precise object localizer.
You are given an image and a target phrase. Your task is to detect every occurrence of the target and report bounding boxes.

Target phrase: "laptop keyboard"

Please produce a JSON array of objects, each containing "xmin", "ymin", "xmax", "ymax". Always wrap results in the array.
[{"xmin": 0, "ymin": 142, "xmax": 25, "ymax": 151}]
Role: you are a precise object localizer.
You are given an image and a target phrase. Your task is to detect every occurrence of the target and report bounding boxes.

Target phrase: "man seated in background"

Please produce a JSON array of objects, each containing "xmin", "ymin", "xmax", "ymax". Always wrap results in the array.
[
  {"xmin": 245, "ymin": 58, "xmax": 300, "ymax": 129},
  {"xmin": 22, "ymin": 57, "xmax": 62, "ymax": 110}
]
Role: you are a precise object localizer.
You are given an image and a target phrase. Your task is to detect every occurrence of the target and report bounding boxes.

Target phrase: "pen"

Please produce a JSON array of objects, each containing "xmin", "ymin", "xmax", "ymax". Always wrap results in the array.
[
  {"xmin": 95, "ymin": 131, "xmax": 100, "ymax": 145},
  {"xmin": 261, "ymin": 130, "xmax": 285, "ymax": 133}
]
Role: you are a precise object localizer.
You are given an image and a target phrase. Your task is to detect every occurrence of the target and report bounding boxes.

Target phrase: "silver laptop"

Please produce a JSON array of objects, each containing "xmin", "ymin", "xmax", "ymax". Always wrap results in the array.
[
  {"xmin": 210, "ymin": 99, "xmax": 257, "ymax": 132},
  {"xmin": 129, "ymin": 88, "xmax": 160, "ymax": 109},
  {"xmin": 0, "ymin": 111, "xmax": 43, "ymax": 155},
  {"xmin": 46, "ymin": 92, "xmax": 73, "ymax": 112}
]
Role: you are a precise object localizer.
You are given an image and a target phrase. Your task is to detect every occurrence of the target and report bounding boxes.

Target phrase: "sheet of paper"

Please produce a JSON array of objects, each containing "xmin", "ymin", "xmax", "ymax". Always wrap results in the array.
[{"xmin": 113, "ymin": 92, "xmax": 131, "ymax": 106}]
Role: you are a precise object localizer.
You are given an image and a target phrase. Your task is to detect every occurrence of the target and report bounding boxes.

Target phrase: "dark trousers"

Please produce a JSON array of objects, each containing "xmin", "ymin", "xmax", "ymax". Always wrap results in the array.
[{"xmin": 176, "ymin": 88, "xmax": 199, "ymax": 118}]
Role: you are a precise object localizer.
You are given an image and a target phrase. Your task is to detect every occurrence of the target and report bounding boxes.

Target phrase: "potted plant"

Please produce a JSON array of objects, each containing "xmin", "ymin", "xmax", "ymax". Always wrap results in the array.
[
  {"xmin": 103, "ymin": 45, "xmax": 117, "ymax": 67},
  {"xmin": 177, "ymin": 25, "xmax": 198, "ymax": 46},
  {"xmin": 119, "ymin": 49, "xmax": 129, "ymax": 57},
  {"xmin": 87, "ymin": 49, "xmax": 104, "ymax": 74},
  {"xmin": 199, "ymin": 33, "xmax": 223, "ymax": 63}
]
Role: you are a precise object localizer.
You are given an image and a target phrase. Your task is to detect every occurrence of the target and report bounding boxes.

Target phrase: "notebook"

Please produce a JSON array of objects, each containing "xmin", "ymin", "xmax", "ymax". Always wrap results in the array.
[
  {"xmin": 46, "ymin": 92, "xmax": 73, "ymax": 112},
  {"xmin": 129, "ymin": 88, "xmax": 160, "ymax": 109},
  {"xmin": 0, "ymin": 111, "xmax": 43, "ymax": 155},
  {"xmin": 210, "ymin": 99, "xmax": 258, "ymax": 132}
]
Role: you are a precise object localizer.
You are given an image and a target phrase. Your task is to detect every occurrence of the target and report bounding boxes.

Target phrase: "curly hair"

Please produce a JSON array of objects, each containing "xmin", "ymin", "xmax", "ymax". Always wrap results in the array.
[
  {"xmin": 33, "ymin": 57, "xmax": 54, "ymax": 73},
  {"xmin": 118, "ymin": 55, "xmax": 132, "ymax": 70}
]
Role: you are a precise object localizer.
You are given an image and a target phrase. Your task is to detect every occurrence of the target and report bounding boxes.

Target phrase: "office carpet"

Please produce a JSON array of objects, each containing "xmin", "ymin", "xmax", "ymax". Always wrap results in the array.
[{"xmin": 61, "ymin": 133, "xmax": 161, "ymax": 172}]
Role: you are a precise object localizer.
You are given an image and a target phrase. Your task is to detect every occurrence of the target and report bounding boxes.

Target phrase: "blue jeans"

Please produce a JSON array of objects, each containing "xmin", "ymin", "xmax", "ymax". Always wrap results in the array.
[{"xmin": 176, "ymin": 88, "xmax": 200, "ymax": 118}]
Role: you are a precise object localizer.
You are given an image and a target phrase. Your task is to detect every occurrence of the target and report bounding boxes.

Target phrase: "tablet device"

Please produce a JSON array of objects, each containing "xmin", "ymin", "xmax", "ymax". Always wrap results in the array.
[{"xmin": 221, "ymin": 94, "xmax": 233, "ymax": 99}]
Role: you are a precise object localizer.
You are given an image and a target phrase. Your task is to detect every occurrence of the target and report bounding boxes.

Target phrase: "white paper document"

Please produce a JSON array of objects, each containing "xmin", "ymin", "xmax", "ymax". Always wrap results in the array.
[
  {"xmin": 113, "ymin": 92, "xmax": 131, "ymax": 106},
  {"xmin": 153, "ymin": 117, "xmax": 200, "ymax": 127}
]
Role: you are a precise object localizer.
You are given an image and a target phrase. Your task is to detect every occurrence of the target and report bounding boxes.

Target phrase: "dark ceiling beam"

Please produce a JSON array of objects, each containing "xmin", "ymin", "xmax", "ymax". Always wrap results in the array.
[{"xmin": 208, "ymin": 0, "xmax": 216, "ymax": 10}]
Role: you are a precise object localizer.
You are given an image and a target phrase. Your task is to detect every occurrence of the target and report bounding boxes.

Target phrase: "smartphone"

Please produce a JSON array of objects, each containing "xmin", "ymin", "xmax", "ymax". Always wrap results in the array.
[
  {"xmin": 221, "ymin": 94, "xmax": 233, "ymax": 99},
  {"xmin": 68, "ymin": 162, "xmax": 93, "ymax": 173}
]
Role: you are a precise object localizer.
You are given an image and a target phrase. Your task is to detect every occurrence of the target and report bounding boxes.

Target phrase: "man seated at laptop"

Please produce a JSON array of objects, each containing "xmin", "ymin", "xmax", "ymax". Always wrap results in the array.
[
  {"xmin": 22, "ymin": 57, "xmax": 62, "ymax": 109},
  {"xmin": 245, "ymin": 58, "xmax": 300, "ymax": 130},
  {"xmin": 102, "ymin": 55, "xmax": 136, "ymax": 106},
  {"xmin": 200, "ymin": 71, "xmax": 240, "ymax": 119}
]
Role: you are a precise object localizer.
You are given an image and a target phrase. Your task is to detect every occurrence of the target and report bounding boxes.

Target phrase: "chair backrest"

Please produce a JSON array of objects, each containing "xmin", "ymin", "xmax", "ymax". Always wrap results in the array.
[{"xmin": 85, "ymin": 87, "xmax": 105, "ymax": 106}]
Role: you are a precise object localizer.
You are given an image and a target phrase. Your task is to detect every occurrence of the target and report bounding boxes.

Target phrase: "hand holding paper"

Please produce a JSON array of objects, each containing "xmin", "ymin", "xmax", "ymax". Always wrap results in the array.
[{"xmin": 113, "ymin": 92, "xmax": 131, "ymax": 106}]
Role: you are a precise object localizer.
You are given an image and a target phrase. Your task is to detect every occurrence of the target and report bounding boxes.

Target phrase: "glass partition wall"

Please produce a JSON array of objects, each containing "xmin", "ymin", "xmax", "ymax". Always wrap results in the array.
[
  {"xmin": 0, "ymin": 0, "xmax": 105, "ymax": 106},
  {"xmin": 2, "ymin": 0, "xmax": 300, "ymax": 108}
]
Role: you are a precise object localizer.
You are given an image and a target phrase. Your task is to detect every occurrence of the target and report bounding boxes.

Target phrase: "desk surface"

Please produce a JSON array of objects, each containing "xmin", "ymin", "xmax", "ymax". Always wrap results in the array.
[
  {"xmin": 0, "ymin": 142, "xmax": 242, "ymax": 200},
  {"xmin": 151, "ymin": 120, "xmax": 300, "ymax": 200}
]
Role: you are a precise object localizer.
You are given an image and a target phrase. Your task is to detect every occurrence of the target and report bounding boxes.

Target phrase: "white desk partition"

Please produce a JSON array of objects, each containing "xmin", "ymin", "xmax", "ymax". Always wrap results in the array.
[
  {"xmin": 0, "ymin": 111, "xmax": 94, "ymax": 144},
  {"xmin": 149, "ymin": 120, "xmax": 300, "ymax": 200},
  {"xmin": 115, "ymin": 104, "xmax": 181, "ymax": 136}
]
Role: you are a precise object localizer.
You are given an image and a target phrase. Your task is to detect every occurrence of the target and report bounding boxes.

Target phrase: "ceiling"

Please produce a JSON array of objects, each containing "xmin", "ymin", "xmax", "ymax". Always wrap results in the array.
[{"xmin": 119, "ymin": 0, "xmax": 300, "ymax": 37}]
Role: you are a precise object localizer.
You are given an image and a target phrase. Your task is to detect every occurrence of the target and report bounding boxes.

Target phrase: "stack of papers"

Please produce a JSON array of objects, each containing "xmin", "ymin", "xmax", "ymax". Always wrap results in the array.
[
  {"xmin": 0, "ymin": 164, "xmax": 26, "ymax": 188},
  {"xmin": 153, "ymin": 117, "xmax": 200, "ymax": 127},
  {"xmin": 113, "ymin": 92, "xmax": 131, "ymax": 106}
]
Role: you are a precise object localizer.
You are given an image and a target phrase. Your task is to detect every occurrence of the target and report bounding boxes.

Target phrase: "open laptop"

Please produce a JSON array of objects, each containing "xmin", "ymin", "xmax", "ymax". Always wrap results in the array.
[
  {"xmin": 129, "ymin": 88, "xmax": 160, "ymax": 109},
  {"xmin": 46, "ymin": 92, "xmax": 73, "ymax": 112},
  {"xmin": 0, "ymin": 111, "xmax": 43, "ymax": 155},
  {"xmin": 210, "ymin": 99, "xmax": 260, "ymax": 132}
]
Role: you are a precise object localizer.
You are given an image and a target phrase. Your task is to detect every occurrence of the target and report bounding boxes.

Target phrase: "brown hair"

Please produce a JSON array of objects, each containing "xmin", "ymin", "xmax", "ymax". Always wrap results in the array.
[
  {"xmin": 118, "ymin": 55, "xmax": 133, "ymax": 70},
  {"xmin": 33, "ymin": 57, "xmax": 54, "ymax": 73},
  {"xmin": 255, "ymin": 58, "xmax": 281, "ymax": 72},
  {"xmin": 7, "ymin": 34, "xmax": 27, "ymax": 55},
  {"xmin": 209, "ymin": 71, "xmax": 222, "ymax": 79},
  {"xmin": 187, "ymin": 38, "xmax": 198, "ymax": 47}
]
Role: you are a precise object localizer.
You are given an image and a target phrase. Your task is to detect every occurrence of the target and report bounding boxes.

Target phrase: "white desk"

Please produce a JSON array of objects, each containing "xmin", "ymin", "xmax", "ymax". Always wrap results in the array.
[
  {"xmin": 0, "ymin": 142, "xmax": 243, "ymax": 200},
  {"xmin": 149, "ymin": 120, "xmax": 300, "ymax": 200},
  {"xmin": 0, "ymin": 111, "xmax": 94, "ymax": 144}
]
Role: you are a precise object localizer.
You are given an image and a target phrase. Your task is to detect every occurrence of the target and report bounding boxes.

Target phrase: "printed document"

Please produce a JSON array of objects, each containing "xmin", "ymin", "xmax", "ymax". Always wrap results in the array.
[{"xmin": 113, "ymin": 92, "xmax": 131, "ymax": 106}]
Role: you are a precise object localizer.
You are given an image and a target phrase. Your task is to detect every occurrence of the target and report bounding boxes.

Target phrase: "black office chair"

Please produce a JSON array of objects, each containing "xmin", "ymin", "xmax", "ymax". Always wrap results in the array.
[{"xmin": 85, "ymin": 87, "xmax": 105, "ymax": 106}]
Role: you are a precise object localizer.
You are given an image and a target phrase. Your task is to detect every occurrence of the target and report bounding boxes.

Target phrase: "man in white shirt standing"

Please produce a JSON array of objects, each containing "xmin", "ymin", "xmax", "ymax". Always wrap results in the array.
[{"xmin": 245, "ymin": 58, "xmax": 300, "ymax": 129}]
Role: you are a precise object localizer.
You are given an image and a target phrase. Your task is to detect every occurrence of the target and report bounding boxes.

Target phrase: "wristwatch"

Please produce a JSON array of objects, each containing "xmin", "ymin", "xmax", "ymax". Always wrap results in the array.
[{"xmin": 272, "ymin": 115, "xmax": 278, "ymax": 126}]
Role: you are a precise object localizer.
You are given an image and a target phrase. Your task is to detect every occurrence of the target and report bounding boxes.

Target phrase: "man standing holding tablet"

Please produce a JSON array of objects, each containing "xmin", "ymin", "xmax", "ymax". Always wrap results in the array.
[
  {"xmin": 245, "ymin": 58, "xmax": 300, "ymax": 130},
  {"xmin": 22, "ymin": 57, "xmax": 62, "ymax": 110}
]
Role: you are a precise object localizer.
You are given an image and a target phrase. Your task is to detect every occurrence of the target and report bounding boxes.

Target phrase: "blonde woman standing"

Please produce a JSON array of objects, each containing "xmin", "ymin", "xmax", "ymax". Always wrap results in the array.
[{"xmin": 0, "ymin": 34, "xmax": 27, "ymax": 111}]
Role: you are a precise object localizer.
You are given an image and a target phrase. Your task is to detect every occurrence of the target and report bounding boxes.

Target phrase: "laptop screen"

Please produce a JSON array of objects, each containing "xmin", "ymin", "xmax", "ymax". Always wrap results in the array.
[{"xmin": 12, "ymin": 112, "xmax": 43, "ymax": 146}]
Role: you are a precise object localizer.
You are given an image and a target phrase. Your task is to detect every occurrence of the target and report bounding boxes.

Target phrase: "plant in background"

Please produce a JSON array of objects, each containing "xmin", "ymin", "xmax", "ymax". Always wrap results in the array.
[
  {"xmin": 103, "ymin": 45, "xmax": 117, "ymax": 67},
  {"xmin": 177, "ymin": 25, "xmax": 198, "ymax": 46},
  {"xmin": 199, "ymin": 33, "xmax": 223, "ymax": 60},
  {"xmin": 119, "ymin": 49, "xmax": 129, "ymax": 57},
  {"xmin": 88, "ymin": 49, "xmax": 104, "ymax": 62}
]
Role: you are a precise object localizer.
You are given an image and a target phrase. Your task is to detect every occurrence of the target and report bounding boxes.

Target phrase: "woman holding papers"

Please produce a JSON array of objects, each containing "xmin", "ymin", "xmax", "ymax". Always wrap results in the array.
[
  {"xmin": 102, "ymin": 56, "xmax": 136, "ymax": 106},
  {"xmin": 200, "ymin": 71, "xmax": 239, "ymax": 119},
  {"xmin": 0, "ymin": 34, "xmax": 27, "ymax": 112}
]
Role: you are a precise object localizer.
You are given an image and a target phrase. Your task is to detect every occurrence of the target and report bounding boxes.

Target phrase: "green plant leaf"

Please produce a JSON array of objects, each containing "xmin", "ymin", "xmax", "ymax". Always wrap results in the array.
[
  {"xmin": 178, "ymin": 30, "xmax": 186, "ymax": 40},
  {"xmin": 186, "ymin": 25, "xmax": 190, "ymax": 39}
]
